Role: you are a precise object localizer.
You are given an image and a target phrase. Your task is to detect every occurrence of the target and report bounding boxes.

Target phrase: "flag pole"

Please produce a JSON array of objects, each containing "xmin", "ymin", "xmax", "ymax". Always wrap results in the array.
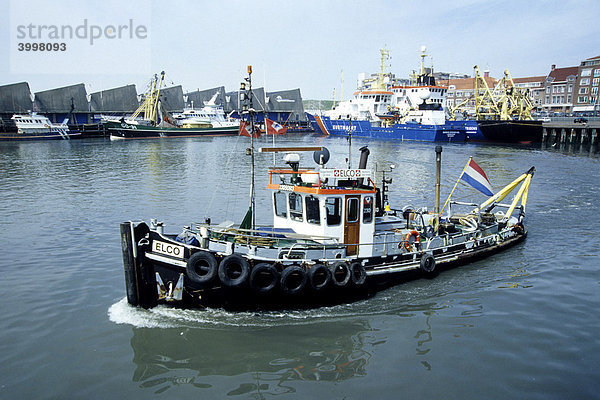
[{"xmin": 440, "ymin": 156, "xmax": 471, "ymax": 216}]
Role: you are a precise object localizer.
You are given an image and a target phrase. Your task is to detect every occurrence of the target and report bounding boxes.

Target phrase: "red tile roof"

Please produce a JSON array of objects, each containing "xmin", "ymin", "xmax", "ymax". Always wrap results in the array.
[
  {"xmin": 512, "ymin": 76, "xmax": 546, "ymax": 84},
  {"xmin": 440, "ymin": 77, "xmax": 498, "ymax": 90},
  {"xmin": 548, "ymin": 66, "xmax": 578, "ymax": 82}
]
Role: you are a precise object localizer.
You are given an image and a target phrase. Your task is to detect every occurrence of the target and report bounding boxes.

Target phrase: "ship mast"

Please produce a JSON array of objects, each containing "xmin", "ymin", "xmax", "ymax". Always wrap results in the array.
[
  {"xmin": 420, "ymin": 46, "xmax": 427, "ymax": 76},
  {"xmin": 378, "ymin": 49, "xmax": 391, "ymax": 89},
  {"xmin": 240, "ymin": 65, "xmax": 256, "ymax": 231}
]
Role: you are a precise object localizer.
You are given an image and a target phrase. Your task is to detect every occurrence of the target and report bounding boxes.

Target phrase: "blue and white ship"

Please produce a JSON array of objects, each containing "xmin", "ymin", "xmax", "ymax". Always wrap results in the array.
[{"xmin": 310, "ymin": 48, "xmax": 479, "ymax": 142}]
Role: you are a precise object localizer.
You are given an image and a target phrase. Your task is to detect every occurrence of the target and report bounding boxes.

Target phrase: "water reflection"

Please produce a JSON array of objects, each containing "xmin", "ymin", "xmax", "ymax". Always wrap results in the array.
[{"xmin": 129, "ymin": 319, "xmax": 373, "ymax": 395}]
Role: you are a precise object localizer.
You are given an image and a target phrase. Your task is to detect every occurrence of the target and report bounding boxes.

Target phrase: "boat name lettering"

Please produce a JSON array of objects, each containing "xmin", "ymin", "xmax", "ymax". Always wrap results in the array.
[
  {"xmin": 466, "ymin": 126, "xmax": 478, "ymax": 131},
  {"xmin": 332, "ymin": 124, "xmax": 356, "ymax": 131},
  {"xmin": 121, "ymin": 123, "xmax": 137, "ymax": 129},
  {"xmin": 152, "ymin": 240, "xmax": 185, "ymax": 259},
  {"xmin": 279, "ymin": 185, "xmax": 294, "ymax": 191},
  {"xmin": 320, "ymin": 169, "xmax": 372, "ymax": 179}
]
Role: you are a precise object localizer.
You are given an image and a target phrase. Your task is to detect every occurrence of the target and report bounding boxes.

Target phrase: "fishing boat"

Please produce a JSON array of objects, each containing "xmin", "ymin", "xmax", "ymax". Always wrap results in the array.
[
  {"xmin": 309, "ymin": 48, "xmax": 478, "ymax": 142},
  {"xmin": 2, "ymin": 112, "xmax": 80, "ymax": 140},
  {"xmin": 104, "ymin": 72, "xmax": 239, "ymax": 140},
  {"xmin": 450, "ymin": 66, "xmax": 543, "ymax": 143},
  {"xmin": 119, "ymin": 66, "xmax": 535, "ymax": 311}
]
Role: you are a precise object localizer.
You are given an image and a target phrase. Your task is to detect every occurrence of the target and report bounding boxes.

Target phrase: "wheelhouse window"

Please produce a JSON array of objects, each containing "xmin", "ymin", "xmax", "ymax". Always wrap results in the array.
[
  {"xmin": 305, "ymin": 196, "xmax": 320, "ymax": 225},
  {"xmin": 289, "ymin": 192, "xmax": 303, "ymax": 221},
  {"xmin": 274, "ymin": 191, "xmax": 287, "ymax": 218},
  {"xmin": 347, "ymin": 198, "xmax": 359, "ymax": 223},
  {"xmin": 363, "ymin": 196, "xmax": 373, "ymax": 223},
  {"xmin": 325, "ymin": 197, "xmax": 342, "ymax": 226}
]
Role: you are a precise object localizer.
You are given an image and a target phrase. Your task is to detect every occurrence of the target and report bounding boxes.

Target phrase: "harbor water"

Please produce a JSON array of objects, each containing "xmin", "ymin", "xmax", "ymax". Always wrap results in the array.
[{"xmin": 0, "ymin": 135, "xmax": 599, "ymax": 399}]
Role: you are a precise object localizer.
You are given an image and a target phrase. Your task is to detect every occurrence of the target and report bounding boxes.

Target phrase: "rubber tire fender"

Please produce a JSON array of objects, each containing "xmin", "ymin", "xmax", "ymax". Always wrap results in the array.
[
  {"xmin": 249, "ymin": 263, "xmax": 279, "ymax": 294},
  {"xmin": 350, "ymin": 262, "xmax": 367, "ymax": 287},
  {"xmin": 186, "ymin": 251, "xmax": 218, "ymax": 285},
  {"xmin": 420, "ymin": 253, "xmax": 436, "ymax": 273},
  {"xmin": 218, "ymin": 254, "xmax": 250, "ymax": 287},
  {"xmin": 280, "ymin": 265, "xmax": 307, "ymax": 295},
  {"xmin": 329, "ymin": 261, "xmax": 351, "ymax": 287},
  {"xmin": 308, "ymin": 263, "xmax": 331, "ymax": 291}
]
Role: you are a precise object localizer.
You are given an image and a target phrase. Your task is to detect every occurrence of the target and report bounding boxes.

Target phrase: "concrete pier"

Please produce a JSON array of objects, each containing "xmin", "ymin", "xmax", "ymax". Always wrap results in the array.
[{"xmin": 542, "ymin": 121, "xmax": 599, "ymax": 151}]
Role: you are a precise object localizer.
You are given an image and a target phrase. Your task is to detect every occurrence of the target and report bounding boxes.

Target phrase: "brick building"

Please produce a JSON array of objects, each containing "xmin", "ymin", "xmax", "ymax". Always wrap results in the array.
[
  {"xmin": 541, "ymin": 65, "xmax": 578, "ymax": 113},
  {"xmin": 572, "ymin": 55, "xmax": 600, "ymax": 114},
  {"xmin": 512, "ymin": 76, "xmax": 546, "ymax": 111}
]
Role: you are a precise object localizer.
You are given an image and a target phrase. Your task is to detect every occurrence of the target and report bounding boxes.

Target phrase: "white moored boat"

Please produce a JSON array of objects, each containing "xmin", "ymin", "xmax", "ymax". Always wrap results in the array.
[{"xmin": 7, "ymin": 112, "xmax": 77, "ymax": 140}]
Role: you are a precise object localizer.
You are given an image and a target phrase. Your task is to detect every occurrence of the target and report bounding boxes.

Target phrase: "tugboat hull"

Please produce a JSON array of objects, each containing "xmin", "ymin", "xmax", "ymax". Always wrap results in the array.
[{"xmin": 120, "ymin": 219, "xmax": 527, "ymax": 310}]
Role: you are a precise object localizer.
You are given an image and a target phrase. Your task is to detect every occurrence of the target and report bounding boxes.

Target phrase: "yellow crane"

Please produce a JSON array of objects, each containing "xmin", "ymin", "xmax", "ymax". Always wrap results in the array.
[
  {"xmin": 450, "ymin": 66, "xmax": 534, "ymax": 121},
  {"xmin": 130, "ymin": 71, "xmax": 165, "ymax": 124}
]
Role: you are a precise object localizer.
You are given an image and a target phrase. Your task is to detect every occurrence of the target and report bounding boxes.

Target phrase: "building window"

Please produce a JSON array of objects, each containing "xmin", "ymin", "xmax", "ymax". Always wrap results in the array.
[
  {"xmin": 579, "ymin": 87, "xmax": 589, "ymax": 94},
  {"xmin": 546, "ymin": 86, "xmax": 550, "ymax": 94},
  {"xmin": 594, "ymin": 69, "xmax": 600, "ymax": 77},
  {"xmin": 567, "ymin": 95, "xmax": 572, "ymax": 103},
  {"xmin": 582, "ymin": 69, "xmax": 592, "ymax": 77},
  {"xmin": 592, "ymin": 87, "xmax": 598, "ymax": 96},
  {"xmin": 568, "ymin": 84, "xmax": 573, "ymax": 93},
  {"xmin": 580, "ymin": 78, "xmax": 590, "ymax": 86},
  {"xmin": 593, "ymin": 78, "xmax": 599, "ymax": 86},
  {"xmin": 578, "ymin": 96, "xmax": 588, "ymax": 103}
]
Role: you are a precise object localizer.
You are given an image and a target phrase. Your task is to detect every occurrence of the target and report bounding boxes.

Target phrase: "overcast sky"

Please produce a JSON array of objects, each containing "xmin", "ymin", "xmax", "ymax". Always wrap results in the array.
[{"xmin": 1, "ymin": 0, "xmax": 599, "ymax": 100}]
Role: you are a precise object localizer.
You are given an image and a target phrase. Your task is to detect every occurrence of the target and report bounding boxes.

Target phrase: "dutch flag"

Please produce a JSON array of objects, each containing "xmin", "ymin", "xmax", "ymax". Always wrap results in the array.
[{"xmin": 461, "ymin": 158, "xmax": 494, "ymax": 196}]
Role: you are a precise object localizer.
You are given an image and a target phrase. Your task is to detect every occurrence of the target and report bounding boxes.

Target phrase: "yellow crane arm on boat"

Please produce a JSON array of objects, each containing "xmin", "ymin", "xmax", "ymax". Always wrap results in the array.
[
  {"xmin": 520, "ymin": 175, "xmax": 531, "ymax": 211},
  {"xmin": 504, "ymin": 173, "xmax": 532, "ymax": 221},
  {"xmin": 477, "ymin": 172, "xmax": 528, "ymax": 211}
]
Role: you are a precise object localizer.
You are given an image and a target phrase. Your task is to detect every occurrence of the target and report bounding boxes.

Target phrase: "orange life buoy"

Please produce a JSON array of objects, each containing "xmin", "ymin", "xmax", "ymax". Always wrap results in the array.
[{"xmin": 404, "ymin": 230, "xmax": 420, "ymax": 251}]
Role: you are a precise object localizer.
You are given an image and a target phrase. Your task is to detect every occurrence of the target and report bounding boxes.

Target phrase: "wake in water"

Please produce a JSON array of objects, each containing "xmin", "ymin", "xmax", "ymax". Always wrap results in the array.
[
  {"xmin": 108, "ymin": 297, "xmax": 378, "ymax": 329},
  {"xmin": 108, "ymin": 279, "xmax": 455, "ymax": 329}
]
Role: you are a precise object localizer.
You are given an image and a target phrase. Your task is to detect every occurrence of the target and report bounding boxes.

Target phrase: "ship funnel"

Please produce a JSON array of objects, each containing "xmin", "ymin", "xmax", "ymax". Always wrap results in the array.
[
  {"xmin": 358, "ymin": 146, "xmax": 370, "ymax": 169},
  {"xmin": 358, "ymin": 146, "xmax": 370, "ymax": 185}
]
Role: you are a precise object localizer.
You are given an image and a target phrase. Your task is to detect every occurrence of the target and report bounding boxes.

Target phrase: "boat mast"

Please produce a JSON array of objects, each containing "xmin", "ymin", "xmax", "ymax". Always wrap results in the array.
[{"xmin": 241, "ymin": 65, "xmax": 256, "ymax": 230}]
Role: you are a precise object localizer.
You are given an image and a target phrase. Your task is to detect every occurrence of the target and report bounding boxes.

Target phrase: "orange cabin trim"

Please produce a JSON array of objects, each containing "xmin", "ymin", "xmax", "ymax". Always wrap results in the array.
[{"xmin": 267, "ymin": 183, "xmax": 377, "ymax": 196}]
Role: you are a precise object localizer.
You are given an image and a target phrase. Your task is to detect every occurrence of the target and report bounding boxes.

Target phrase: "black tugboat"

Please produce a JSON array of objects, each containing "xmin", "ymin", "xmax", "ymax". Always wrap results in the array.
[{"xmin": 119, "ymin": 66, "xmax": 535, "ymax": 310}]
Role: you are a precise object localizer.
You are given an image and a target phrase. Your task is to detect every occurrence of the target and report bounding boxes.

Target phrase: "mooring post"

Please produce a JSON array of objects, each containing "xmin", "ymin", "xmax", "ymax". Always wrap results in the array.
[
  {"xmin": 592, "ymin": 129, "xmax": 597, "ymax": 146},
  {"xmin": 542, "ymin": 127, "xmax": 547, "ymax": 143},
  {"xmin": 560, "ymin": 128, "xmax": 566, "ymax": 143}
]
